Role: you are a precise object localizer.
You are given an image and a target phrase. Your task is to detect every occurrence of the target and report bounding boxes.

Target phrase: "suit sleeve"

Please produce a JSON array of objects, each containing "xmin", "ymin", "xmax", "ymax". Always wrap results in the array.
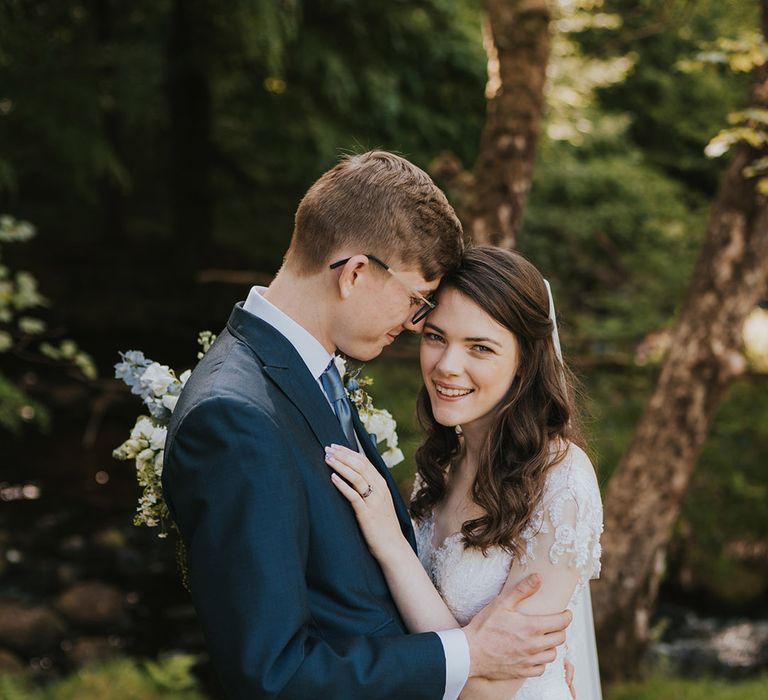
[{"xmin": 162, "ymin": 396, "xmax": 446, "ymax": 699}]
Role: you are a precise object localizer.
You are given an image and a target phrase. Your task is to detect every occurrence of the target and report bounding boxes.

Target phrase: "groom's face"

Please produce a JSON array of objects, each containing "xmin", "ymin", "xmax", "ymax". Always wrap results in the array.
[{"xmin": 333, "ymin": 257, "xmax": 440, "ymax": 361}]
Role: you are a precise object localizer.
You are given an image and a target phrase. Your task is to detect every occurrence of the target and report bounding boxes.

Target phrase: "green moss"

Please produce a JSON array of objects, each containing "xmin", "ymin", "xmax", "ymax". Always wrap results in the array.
[
  {"xmin": 606, "ymin": 675, "xmax": 768, "ymax": 700},
  {"xmin": 0, "ymin": 656, "xmax": 205, "ymax": 700}
]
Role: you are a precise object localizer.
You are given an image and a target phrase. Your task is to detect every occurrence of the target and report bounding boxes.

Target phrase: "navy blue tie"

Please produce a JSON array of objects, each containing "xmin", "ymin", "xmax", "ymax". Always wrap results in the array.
[{"xmin": 320, "ymin": 359, "xmax": 358, "ymax": 450}]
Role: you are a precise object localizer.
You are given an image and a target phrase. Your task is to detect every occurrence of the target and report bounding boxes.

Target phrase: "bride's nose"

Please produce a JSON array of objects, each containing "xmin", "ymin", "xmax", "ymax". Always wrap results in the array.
[{"xmin": 435, "ymin": 345, "xmax": 463, "ymax": 377}]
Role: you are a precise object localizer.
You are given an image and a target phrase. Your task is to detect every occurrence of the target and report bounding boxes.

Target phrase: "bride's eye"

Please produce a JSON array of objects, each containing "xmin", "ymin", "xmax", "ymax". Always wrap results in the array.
[
  {"xmin": 423, "ymin": 332, "xmax": 444, "ymax": 343},
  {"xmin": 471, "ymin": 344, "xmax": 493, "ymax": 354}
]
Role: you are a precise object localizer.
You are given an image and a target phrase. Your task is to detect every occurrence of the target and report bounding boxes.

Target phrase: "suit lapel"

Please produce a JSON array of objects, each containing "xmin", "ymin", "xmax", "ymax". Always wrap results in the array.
[
  {"xmin": 351, "ymin": 409, "xmax": 417, "ymax": 552},
  {"xmin": 227, "ymin": 303, "xmax": 355, "ymax": 452}
]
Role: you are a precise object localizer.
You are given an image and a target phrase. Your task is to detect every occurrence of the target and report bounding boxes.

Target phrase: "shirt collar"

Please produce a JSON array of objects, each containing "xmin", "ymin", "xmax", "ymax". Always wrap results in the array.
[{"xmin": 243, "ymin": 286, "xmax": 333, "ymax": 380}]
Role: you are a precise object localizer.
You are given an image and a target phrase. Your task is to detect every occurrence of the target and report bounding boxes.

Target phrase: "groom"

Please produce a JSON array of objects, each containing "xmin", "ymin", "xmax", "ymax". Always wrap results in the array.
[{"xmin": 163, "ymin": 151, "xmax": 572, "ymax": 699}]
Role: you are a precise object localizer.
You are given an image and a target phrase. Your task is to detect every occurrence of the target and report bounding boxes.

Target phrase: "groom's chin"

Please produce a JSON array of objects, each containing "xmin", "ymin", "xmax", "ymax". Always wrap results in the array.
[
  {"xmin": 342, "ymin": 341, "xmax": 387, "ymax": 363},
  {"xmin": 347, "ymin": 348, "xmax": 383, "ymax": 362}
]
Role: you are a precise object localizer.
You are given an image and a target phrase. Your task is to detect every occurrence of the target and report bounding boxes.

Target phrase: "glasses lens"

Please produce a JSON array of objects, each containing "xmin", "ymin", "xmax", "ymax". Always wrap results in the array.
[{"xmin": 412, "ymin": 299, "xmax": 436, "ymax": 324}]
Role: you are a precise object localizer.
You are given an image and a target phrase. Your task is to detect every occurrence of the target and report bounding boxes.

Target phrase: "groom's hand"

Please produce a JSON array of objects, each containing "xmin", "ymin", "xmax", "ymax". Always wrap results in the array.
[{"xmin": 463, "ymin": 573, "xmax": 571, "ymax": 681}]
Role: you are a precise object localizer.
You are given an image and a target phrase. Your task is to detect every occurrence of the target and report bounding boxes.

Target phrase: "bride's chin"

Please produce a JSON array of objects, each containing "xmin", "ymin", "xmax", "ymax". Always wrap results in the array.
[{"xmin": 431, "ymin": 412, "xmax": 458, "ymax": 429}]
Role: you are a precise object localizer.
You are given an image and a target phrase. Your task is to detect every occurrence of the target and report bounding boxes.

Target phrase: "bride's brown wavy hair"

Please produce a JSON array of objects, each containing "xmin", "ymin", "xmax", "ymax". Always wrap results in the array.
[{"xmin": 410, "ymin": 246, "xmax": 585, "ymax": 557}]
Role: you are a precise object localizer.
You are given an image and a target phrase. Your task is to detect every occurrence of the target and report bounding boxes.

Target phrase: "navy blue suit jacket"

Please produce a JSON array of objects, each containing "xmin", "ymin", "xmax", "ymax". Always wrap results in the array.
[{"xmin": 162, "ymin": 302, "xmax": 446, "ymax": 699}]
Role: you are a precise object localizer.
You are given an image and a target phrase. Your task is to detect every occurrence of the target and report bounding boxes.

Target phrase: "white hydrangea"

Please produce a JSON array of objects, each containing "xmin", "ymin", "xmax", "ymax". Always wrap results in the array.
[
  {"xmin": 141, "ymin": 362, "xmax": 175, "ymax": 397},
  {"xmin": 382, "ymin": 447, "xmax": 405, "ymax": 469},
  {"xmin": 359, "ymin": 407, "xmax": 403, "ymax": 468},
  {"xmin": 148, "ymin": 424, "xmax": 167, "ymax": 451},
  {"xmin": 361, "ymin": 408, "xmax": 396, "ymax": 444},
  {"xmin": 162, "ymin": 394, "xmax": 179, "ymax": 412},
  {"xmin": 131, "ymin": 415, "xmax": 154, "ymax": 441}
]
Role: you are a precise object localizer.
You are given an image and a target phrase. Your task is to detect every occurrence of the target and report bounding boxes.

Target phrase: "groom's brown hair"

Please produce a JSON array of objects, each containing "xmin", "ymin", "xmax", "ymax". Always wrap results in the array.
[{"xmin": 285, "ymin": 151, "xmax": 464, "ymax": 280}]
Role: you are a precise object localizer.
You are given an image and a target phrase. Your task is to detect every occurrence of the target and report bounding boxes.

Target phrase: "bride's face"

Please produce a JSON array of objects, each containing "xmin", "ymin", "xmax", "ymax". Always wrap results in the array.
[{"xmin": 420, "ymin": 287, "xmax": 519, "ymax": 432}]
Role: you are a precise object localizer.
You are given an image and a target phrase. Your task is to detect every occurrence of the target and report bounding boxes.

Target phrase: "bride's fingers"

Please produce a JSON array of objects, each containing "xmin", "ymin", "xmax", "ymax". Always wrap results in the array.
[
  {"xmin": 327, "ymin": 444, "xmax": 376, "ymax": 479},
  {"xmin": 328, "ymin": 444, "xmax": 358, "ymax": 460},
  {"xmin": 330, "ymin": 473, "xmax": 363, "ymax": 506},
  {"xmin": 325, "ymin": 453, "xmax": 370, "ymax": 495}
]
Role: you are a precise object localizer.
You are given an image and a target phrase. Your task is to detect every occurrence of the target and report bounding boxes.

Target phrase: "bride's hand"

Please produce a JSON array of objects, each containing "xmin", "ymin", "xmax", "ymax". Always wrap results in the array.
[{"xmin": 325, "ymin": 444, "xmax": 404, "ymax": 562}]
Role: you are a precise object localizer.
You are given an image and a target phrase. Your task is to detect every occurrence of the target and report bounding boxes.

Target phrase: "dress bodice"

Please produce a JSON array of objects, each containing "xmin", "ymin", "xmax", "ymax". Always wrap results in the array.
[{"xmin": 412, "ymin": 443, "xmax": 603, "ymax": 699}]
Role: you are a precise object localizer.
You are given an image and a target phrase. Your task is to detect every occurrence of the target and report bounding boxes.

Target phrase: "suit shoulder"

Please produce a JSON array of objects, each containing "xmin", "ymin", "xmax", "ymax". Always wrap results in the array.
[{"xmin": 172, "ymin": 331, "xmax": 276, "ymax": 418}]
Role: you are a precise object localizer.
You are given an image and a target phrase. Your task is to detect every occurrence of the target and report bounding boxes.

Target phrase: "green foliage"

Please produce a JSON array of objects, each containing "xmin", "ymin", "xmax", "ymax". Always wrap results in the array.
[
  {"xmin": 581, "ymin": 0, "xmax": 755, "ymax": 192},
  {"xmin": 0, "ymin": 373, "xmax": 48, "ymax": 435},
  {"xmin": 605, "ymin": 674, "xmax": 768, "ymax": 700},
  {"xmin": 0, "ymin": 215, "xmax": 95, "ymax": 435},
  {"xmin": 522, "ymin": 137, "xmax": 706, "ymax": 353},
  {"xmin": 142, "ymin": 654, "xmax": 200, "ymax": 693},
  {"xmin": 215, "ymin": 0, "xmax": 486, "ymax": 267},
  {"xmin": 0, "ymin": 655, "xmax": 204, "ymax": 700},
  {"xmin": 0, "ymin": 0, "xmax": 486, "ymax": 268},
  {"xmin": 706, "ymin": 108, "xmax": 768, "ymax": 194}
]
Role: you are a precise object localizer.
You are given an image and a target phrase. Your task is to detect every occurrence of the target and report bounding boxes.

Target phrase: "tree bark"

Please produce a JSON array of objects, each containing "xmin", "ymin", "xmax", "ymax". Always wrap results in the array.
[
  {"xmin": 592, "ymin": 2, "xmax": 768, "ymax": 679},
  {"xmin": 434, "ymin": 0, "xmax": 552, "ymax": 248},
  {"xmin": 167, "ymin": 0, "xmax": 213, "ymax": 266}
]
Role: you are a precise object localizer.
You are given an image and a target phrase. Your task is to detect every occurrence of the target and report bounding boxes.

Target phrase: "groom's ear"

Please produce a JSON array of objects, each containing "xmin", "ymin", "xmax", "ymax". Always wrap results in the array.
[{"xmin": 336, "ymin": 255, "xmax": 370, "ymax": 300}]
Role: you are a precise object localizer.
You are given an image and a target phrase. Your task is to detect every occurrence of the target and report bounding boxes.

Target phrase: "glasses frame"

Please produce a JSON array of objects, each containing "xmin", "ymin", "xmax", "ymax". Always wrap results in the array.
[{"xmin": 329, "ymin": 254, "xmax": 437, "ymax": 325}]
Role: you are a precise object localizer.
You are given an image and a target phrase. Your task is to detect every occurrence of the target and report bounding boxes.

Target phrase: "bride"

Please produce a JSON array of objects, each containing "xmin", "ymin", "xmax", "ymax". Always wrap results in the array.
[{"xmin": 325, "ymin": 246, "xmax": 603, "ymax": 699}]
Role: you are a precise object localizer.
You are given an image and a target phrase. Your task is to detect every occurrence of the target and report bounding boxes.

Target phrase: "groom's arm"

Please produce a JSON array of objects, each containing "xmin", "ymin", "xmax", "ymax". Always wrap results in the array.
[{"xmin": 163, "ymin": 396, "xmax": 447, "ymax": 700}]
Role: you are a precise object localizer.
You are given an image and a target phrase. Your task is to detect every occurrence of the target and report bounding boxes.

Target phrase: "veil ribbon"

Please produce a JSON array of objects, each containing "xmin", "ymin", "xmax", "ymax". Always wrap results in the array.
[{"xmin": 544, "ymin": 279, "xmax": 603, "ymax": 700}]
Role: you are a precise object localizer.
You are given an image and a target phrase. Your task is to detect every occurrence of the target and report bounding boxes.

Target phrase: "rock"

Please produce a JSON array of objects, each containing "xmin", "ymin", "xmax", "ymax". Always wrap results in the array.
[
  {"xmin": 67, "ymin": 636, "xmax": 117, "ymax": 667},
  {"xmin": 56, "ymin": 563, "xmax": 83, "ymax": 586},
  {"xmin": 0, "ymin": 600, "xmax": 66, "ymax": 654},
  {"xmin": 0, "ymin": 648, "xmax": 25, "ymax": 673},
  {"xmin": 56, "ymin": 581, "xmax": 125, "ymax": 627}
]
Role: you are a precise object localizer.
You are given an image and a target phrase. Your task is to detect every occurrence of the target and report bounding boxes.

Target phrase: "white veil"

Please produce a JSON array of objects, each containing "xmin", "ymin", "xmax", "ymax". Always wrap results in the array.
[{"xmin": 544, "ymin": 280, "xmax": 603, "ymax": 700}]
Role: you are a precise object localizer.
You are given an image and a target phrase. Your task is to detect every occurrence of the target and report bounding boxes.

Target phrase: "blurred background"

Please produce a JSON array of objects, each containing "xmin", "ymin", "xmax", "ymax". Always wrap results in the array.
[{"xmin": 1, "ymin": 0, "xmax": 767, "ymax": 698}]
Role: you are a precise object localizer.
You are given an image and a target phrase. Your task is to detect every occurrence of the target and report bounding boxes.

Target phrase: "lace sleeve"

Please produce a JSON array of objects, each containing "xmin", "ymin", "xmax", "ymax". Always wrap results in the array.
[
  {"xmin": 523, "ymin": 445, "xmax": 603, "ymax": 588},
  {"xmin": 409, "ymin": 471, "xmax": 425, "ymax": 503}
]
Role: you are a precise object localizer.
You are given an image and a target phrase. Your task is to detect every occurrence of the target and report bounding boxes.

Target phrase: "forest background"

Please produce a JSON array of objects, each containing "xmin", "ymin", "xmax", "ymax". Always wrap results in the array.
[{"xmin": 0, "ymin": 0, "xmax": 767, "ymax": 698}]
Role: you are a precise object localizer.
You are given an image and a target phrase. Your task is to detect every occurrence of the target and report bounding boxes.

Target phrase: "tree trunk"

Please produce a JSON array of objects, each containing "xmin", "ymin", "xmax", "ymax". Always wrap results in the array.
[
  {"xmin": 592, "ymin": 3, "xmax": 768, "ymax": 679},
  {"xmin": 167, "ymin": 0, "xmax": 213, "ymax": 266},
  {"xmin": 462, "ymin": 0, "xmax": 552, "ymax": 248}
]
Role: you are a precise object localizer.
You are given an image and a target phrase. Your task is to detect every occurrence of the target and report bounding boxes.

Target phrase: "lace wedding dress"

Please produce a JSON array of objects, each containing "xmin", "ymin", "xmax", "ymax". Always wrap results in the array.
[{"xmin": 413, "ymin": 443, "xmax": 604, "ymax": 700}]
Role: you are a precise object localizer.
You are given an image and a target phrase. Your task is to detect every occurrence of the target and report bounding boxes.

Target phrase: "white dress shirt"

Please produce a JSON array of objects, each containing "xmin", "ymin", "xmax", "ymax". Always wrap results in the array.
[{"xmin": 242, "ymin": 286, "xmax": 470, "ymax": 699}]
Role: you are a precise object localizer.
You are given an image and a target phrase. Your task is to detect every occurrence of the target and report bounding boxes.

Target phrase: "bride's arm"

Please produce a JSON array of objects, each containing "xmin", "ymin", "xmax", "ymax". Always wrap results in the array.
[
  {"xmin": 325, "ymin": 444, "xmax": 459, "ymax": 633},
  {"xmin": 480, "ymin": 453, "xmax": 604, "ymax": 699},
  {"xmin": 325, "ymin": 445, "xmax": 592, "ymax": 700},
  {"xmin": 326, "ymin": 447, "xmax": 523, "ymax": 700}
]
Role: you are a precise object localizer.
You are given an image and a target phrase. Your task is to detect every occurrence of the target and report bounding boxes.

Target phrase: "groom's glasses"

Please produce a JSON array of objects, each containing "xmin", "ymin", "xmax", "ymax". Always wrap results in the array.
[{"xmin": 329, "ymin": 254, "xmax": 437, "ymax": 325}]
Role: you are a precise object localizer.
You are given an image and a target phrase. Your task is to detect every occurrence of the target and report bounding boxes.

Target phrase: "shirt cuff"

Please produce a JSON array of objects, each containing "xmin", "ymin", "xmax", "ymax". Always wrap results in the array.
[{"xmin": 436, "ymin": 628, "xmax": 470, "ymax": 700}]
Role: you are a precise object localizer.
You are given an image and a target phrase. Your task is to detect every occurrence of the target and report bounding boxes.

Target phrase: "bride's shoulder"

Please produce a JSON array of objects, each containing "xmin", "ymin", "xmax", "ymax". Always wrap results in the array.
[{"xmin": 545, "ymin": 440, "xmax": 601, "ymax": 498}]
